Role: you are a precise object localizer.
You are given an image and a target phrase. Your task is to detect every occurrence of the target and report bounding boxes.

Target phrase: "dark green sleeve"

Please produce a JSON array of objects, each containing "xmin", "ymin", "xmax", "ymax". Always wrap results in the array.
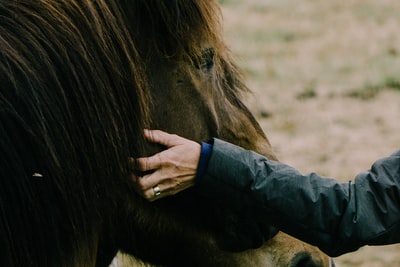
[{"xmin": 195, "ymin": 138, "xmax": 400, "ymax": 257}]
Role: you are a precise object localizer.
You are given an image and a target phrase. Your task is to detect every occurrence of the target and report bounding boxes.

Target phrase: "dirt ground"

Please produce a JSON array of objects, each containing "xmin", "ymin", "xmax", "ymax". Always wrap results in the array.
[{"xmin": 220, "ymin": 0, "xmax": 400, "ymax": 266}]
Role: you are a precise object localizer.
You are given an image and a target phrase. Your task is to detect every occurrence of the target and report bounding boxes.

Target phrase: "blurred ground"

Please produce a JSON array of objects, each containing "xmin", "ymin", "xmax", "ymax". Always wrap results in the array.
[{"xmin": 220, "ymin": 0, "xmax": 400, "ymax": 266}]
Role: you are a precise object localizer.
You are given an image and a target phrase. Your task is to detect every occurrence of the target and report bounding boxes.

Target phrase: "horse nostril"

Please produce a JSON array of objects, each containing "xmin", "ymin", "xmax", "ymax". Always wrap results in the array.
[{"xmin": 291, "ymin": 252, "xmax": 323, "ymax": 267}]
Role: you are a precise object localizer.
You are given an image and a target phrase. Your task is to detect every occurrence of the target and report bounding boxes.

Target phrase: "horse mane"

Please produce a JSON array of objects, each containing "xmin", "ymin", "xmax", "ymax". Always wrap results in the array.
[{"xmin": 0, "ymin": 1, "xmax": 150, "ymax": 265}]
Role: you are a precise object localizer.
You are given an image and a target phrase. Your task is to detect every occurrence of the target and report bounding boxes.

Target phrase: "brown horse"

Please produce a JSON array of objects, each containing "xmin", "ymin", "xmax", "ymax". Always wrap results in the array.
[
  {"xmin": 0, "ymin": 1, "xmax": 332, "ymax": 266},
  {"xmin": 114, "ymin": 1, "xmax": 333, "ymax": 266}
]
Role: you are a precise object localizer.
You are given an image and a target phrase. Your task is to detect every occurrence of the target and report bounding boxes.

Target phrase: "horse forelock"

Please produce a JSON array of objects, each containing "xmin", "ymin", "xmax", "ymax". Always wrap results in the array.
[
  {"xmin": 120, "ymin": 0, "xmax": 250, "ymax": 110},
  {"xmin": 120, "ymin": 0, "xmax": 223, "ymax": 59}
]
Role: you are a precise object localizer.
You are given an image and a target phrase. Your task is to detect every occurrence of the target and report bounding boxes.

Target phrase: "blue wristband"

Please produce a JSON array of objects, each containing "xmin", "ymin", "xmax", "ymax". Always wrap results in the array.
[{"xmin": 195, "ymin": 141, "xmax": 213, "ymax": 184}]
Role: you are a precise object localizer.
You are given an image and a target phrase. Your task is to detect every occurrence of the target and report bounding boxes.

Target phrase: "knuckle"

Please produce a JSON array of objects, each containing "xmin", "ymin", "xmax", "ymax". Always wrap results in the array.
[
  {"xmin": 152, "ymin": 130, "xmax": 162, "ymax": 138},
  {"xmin": 138, "ymin": 182, "xmax": 148, "ymax": 191},
  {"xmin": 144, "ymin": 191, "xmax": 153, "ymax": 200},
  {"xmin": 165, "ymin": 160, "xmax": 176, "ymax": 168},
  {"xmin": 134, "ymin": 179, "xmax": 147, "ymax": 191},
  {"xmin": 137, "ymin": 184, "xmax": 145, "ymax": 191},
  {"xmin": 164, "ymin": 157, "xmax": 178, "ymax": 168},
  {"xmin": 135, "ymin": 158, "xmax": 145, "ymax": 170},
  {"xmin": 159, "ymin": 155, "xmax": 174, "ymax": 168}
]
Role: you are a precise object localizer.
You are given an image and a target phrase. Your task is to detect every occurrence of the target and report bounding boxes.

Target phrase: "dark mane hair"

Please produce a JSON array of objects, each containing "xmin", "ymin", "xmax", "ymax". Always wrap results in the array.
[
  {"xmin": 0, "ymin": 1, "xmax": 150, "ymax": 265},
  {"xmin": 121, "ymin": 0, "xmax": 222, "ymax": 58}
]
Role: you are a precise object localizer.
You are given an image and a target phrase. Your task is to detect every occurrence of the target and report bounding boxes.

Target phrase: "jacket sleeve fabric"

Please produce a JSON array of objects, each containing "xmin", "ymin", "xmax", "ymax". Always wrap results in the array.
[{"xmin": 195, "ymin": 138, "xmax": 400, "ymax": 257}]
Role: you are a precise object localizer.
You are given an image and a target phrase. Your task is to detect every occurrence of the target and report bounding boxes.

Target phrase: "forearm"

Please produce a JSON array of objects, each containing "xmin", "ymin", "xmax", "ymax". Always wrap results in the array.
[{"xmin": 195, "ymin": 138, "xmax": 400, "ymax": 256}]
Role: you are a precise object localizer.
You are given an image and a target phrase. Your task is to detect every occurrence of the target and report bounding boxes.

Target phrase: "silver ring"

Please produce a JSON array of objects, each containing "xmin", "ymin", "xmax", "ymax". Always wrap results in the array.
[{"xmin": 153, "ymin": 185, "xmax": 161, "ymax": 197}]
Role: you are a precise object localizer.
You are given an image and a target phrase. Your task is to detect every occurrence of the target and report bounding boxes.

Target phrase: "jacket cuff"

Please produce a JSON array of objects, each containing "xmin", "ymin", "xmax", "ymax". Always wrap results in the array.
[
  {"xmin": 194, "ymin": 138, "xmax": 252, "ymax": 203},
  {"xmin": 195, "ymin": 141, "xmax": 213, "ymax": 184}
]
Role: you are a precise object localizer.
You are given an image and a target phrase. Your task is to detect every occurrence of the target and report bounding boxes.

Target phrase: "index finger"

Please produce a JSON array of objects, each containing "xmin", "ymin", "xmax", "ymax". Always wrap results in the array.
[{"xmin": 135, "ymin": 153, "xmax": 161, "ymax": 172}]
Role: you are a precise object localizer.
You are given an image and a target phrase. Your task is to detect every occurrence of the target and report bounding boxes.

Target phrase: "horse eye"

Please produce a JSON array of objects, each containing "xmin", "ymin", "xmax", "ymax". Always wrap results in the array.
[{"xmin": 194, "ymin": 48, "xmax": 215, "ymax": 71}]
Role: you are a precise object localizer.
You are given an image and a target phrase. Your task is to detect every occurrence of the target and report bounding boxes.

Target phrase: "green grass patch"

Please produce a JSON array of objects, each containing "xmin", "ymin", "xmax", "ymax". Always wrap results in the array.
[
  {"xmin": 218, "ymin": 0, "xmax": 240, "ymax": 6},
  {"xmin": 384, "ymin": 76, "xmax": 400, "ymax": 91},
  {"xmin": 346, "ymin": 76, "xmax": 400, "ymax": 99}
]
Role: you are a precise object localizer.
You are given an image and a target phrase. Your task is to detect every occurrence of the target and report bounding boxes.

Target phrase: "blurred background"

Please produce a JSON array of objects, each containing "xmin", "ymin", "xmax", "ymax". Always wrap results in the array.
[{"xmin": 219, "ymin": 0, "xmax": 400, "ymax": 266}]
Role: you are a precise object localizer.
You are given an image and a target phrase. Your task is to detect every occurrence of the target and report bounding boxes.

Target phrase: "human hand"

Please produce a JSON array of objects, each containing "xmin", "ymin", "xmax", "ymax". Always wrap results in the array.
[{"xmin": 132, "ymin": 130, "xmax": 201, "ymax": 201}]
